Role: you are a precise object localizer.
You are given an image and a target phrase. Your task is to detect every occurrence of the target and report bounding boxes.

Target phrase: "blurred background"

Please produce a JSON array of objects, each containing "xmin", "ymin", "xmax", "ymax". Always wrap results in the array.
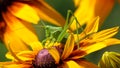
[{"xmin": 0, "ymin": 0, "xmax": 120, "ymax": 65}]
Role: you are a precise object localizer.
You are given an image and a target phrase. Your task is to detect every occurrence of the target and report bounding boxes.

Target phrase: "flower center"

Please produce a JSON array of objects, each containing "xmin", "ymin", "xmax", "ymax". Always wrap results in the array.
[
  {"xmin": 32, "ymin": 46, "xmax": 63, "ymax": 68},
  {"xmin": 32, "ymin": 49, "xmax": 57, "ymax": 68}
]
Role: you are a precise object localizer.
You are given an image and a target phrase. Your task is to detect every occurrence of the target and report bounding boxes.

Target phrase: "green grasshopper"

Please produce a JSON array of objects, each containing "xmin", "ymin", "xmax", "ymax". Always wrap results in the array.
[
  {"xmin": 40, "ymin": 10, "xmax": 93, "ymax": 48},
  {"xmin": 40, "ymin": 20, "xmax": 62, "ymax": 46}
]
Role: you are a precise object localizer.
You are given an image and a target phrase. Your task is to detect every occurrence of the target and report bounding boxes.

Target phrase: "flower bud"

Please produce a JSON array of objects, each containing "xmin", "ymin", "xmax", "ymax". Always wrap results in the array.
[{"xmin": 98, "ymin": 51, "xmax": 120, "ymax": 68}]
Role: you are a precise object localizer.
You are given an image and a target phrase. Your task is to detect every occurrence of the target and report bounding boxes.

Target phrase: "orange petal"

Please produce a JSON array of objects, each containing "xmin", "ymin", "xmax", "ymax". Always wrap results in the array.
[
  {"xmin": 119, "ymin": 0, "xmax": 120, "ymax": 3},
  {"xmin": 31, "ymin": 0, "xmax": 65, "ymax": 26},
  {"xmin": 72, "ymin": 0, "xmax": 114, "ymax": 27},
  {"xmin": 75, "ymin": 59, "xmax": 99, "ymax": 68},
  {"xmin": 8, "ymin": 2, "xmax": 40, "ymax": 24},
  {"xmin": 48, "ymin": 47, "xmax": 60, "ymax": 64},
  {"xmin": 2, "ymin": 12, "xmax": 43, "ymax": 51},
  {"xmin": 93, "ymin": 0, "xmax": 114, "ymax": 25},
  {"xmin": 62, "ymin": 34, "xmax": 75, "ymax": 60}
]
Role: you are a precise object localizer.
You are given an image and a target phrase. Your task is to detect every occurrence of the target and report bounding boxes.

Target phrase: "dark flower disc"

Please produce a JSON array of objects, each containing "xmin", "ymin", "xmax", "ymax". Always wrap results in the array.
[{"xmin": 32, "ymin": 49, "xmax": 57, "ymax": 68}]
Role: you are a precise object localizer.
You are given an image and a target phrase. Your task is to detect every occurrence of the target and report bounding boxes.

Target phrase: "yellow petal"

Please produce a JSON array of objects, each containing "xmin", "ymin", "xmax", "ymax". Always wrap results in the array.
[
  {"xmin": 59, "ymin": 60, "xmax": 98, "ymax": 68},
  {"xmin": 6, "ymin": 50, "xmax": 35, "ymax": 63},
  {"xmin": 81, "ymin": 17, "xmax": 99, "ymax": 37},
  {"xmin": 48, "ymin": 47, "xmax": 60, "ymax": 64},
  {"xmin": 70, "ymin": 42, "xmax": 106, "ymax": 59},
  {"xmin": 2, "ymin": 12, "xmax": 43, "ymax": 51},
  {"xmin": 83, "ymin": 16, "xmax": 99, "ymax": 34},
  {"xmin": 90, "ymin": 27, "xmax": 119, "ymax": 42},
  {"xmin": 74, "ymin": 17, "xmax": 99, "ymax": 41},
  {"xmin": 79, "ymin": 40, "xmax": 120, "ymax": 58},
  {"xmin": 101, "ymin": 38, "xmax": 120, "ymax": 46},
  {"xmin": 61, "ymin": 60, "xmax": 81, "ymax": 68},
  {"xmin": 4, "ymin": 31, "xmax": 30, "ymax": 52},
  {"xmin": 0, "ymin": 62, "xmax": 31, "ymax": 68},
  {"xmin": 72, "ymin": 0, "xmax": 114, "ymax": 28},
  {"xmin": 70, "ymin": 38, "xmax": 120, "ymax": 59},
  {"xmin": 6, "ymin": 52, "xmax": 20, "ymax": 61},
  {"xmin": 61, "ymin": 34, "xmax": 75, "ymax": 60},
  {"xmin": 31, "ymin": 0, "xmax": 65, "ymax": 26},
  {"xmin": 73, "ymin": 0, "xmax": 81, "ymax": 7},
  {"xmin": 6, "ymin": 45, "xmax": 23, "ymax": 61},
  {"xmin": 8, "ymin": 2, "xmax": 40, "ymax": 24},
  {"xmin": 82, "ymin": 42, "xmax": 107, "ymax": 55},
  {"xmin": 13, "ymin": 51, "xmax": 35, "ymax": 61},
  {"xmin": 72, "ymin": 0, "xmax": 97, "ymax": 26}
]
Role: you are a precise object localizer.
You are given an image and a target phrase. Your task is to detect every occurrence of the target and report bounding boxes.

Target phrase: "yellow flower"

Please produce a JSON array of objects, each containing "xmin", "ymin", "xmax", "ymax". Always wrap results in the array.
[
  {"xmin": 98, "ymin": 51, "xmax": 120, "ymax": 68},
  {"xmin": 0, "ymin": 0, "xmax": 65, "ymax": 52},
  {"xmin": 71, "ymin": 0, "xmax": 115, "ymax": 30},
  {"xmin": 0, "ymin": 17, "xmax": 120, "ymax": 68}
]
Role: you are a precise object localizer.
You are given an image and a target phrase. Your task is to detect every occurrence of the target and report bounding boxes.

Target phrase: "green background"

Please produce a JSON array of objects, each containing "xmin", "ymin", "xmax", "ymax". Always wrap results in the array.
[{"xmin": 0, "ymin": 0, "xmax": 120, "ymax": 65}]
